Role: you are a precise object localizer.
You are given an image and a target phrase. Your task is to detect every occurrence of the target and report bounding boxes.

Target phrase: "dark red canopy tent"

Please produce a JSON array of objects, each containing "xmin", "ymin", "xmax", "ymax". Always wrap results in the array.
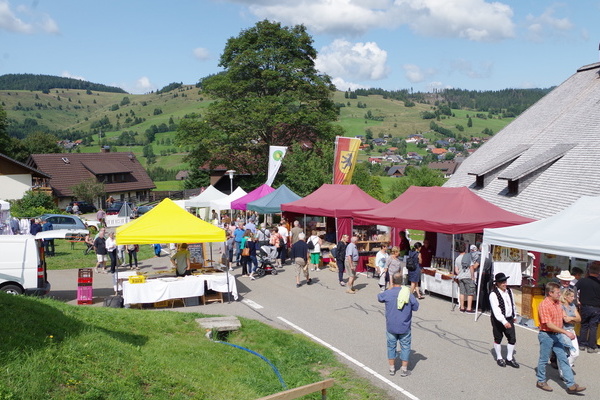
[
  {"xmin": 281, "ymin": 184, "xmax": 385, "ymax": 240},
  {"xmin": 353, "ymin": 186, "xmax": 534, "ymax": 234}
]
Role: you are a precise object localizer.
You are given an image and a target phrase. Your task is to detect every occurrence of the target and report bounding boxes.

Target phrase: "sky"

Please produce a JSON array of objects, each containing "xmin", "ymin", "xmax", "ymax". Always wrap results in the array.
[{"xmin": 0, "ymin": 0, "xmax": 599, "ymax": 94}]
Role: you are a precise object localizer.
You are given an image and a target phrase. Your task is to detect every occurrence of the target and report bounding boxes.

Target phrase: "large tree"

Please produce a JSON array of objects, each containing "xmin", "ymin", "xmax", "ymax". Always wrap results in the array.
[{"xmin": 177, "ymin": 20, "xmax": 342, "ymax": 177}]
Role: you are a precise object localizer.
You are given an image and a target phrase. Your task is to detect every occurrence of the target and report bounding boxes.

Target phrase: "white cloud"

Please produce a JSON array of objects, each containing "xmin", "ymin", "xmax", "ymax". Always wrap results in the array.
[
  {"xmin": 330, "ymin": 76, "xmax": 367, "ymax": 92},
  {"xmin": 40, "ymin": 15, "xmax": 59, "ymax": 34},
  {"xmin": 233, "ymin": 0, "xmax": 515, "ymax": 41},
  {"xmin": 117, "ymin": 76, "xmax": 156, "ymax": 94},
  {"xmin": 0, "ymin": 0, "xmax": 34, "ymax": 33},
  {"xmin": 427, "ymin": 81, "xmax": 453, "ymax": 91},
  {"xmin": 403, "ymin": 64, "xmax": 436, "ymax": 83},
  {"xmin": 61, "ymin": 71, "xmax": 86, "ymax": 81},
  {"xmin": 316, "ymin": 39, "xmax": 389, "ymax": 82},
  {"xmin": 193, "ymin": 47, "xmax": 210, "ymax": 61},
  {"xmin": 526, "ymin": 5, "xmax": 573, "ymax": 42}
]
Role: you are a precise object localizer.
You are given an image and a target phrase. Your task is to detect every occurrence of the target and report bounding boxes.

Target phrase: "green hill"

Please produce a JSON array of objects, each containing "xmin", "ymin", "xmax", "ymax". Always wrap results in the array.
[{"xmin": 0, "ymin": 76, "xmax": 550, "ymax": 185}]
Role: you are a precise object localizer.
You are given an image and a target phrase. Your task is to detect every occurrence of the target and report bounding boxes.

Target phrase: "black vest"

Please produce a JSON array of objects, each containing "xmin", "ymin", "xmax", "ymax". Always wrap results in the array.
[{"xmin": 492, "ymin": 286, "xmax": 514, "ymax": 320}]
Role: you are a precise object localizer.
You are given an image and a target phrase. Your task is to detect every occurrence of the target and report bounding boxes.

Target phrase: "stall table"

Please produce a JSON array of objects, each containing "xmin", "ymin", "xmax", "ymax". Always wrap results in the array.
[
  {"xmin": 122, "ymin": 273, "xmax": 238, "ymax": 305},
  {"xmin": 421, "ymin": 268, "xmax": 458, "ymax": 298}
]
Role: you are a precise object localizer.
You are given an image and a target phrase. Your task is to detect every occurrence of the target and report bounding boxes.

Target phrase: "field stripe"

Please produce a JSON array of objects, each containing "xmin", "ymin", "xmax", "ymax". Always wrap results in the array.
[
  {"xmin": 277, "ymin": 316, "xmax": 420, "ymax": 400},
  {"xmin": 241, "ymin": 299, "xmax": 264, "ymax": 309}
]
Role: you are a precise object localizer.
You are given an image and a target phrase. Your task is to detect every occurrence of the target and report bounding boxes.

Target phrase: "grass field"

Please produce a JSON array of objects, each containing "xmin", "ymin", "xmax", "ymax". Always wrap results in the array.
[{"xmin": 0, "ymin": 293, "xmax": 390, "ymax": 399}]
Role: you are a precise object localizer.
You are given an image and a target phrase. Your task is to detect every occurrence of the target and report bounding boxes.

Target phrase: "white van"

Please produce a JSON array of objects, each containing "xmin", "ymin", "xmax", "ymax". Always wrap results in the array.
[{"xmin": 0, "ymin": 235, "xmax": 50, "ymax": 295}]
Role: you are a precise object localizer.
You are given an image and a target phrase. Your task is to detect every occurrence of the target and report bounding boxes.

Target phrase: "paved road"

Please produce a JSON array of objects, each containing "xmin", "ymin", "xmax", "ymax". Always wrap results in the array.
[{"xmin": 48, "ymin": 257, "xmax": 599, "ymax": 399}]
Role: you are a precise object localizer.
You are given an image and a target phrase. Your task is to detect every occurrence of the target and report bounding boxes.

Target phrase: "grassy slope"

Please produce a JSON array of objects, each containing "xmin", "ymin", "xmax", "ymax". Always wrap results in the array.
[
  {"xmin": 1, "ymin": 87, "xmax": 514, "ymax": 191},
  {"xmin": 0, "ymin": 293, "xmax": 389, "ymax": 400}
]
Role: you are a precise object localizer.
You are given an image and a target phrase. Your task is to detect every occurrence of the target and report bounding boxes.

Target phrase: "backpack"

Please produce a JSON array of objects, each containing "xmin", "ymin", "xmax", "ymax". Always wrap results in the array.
[
  {"xmin": 406, "ymin": 251, "xmax": 418, "ymax": 271},
  {"xmin": 307, "ymin": 237, "xmax": 315, "ymax": 250},
  {"xmin": 331, "ymin": 246, "xmax": 338, "ymax": 258},
  {"xmin": 461, "ymin": 252, "xmax": 471, "ymax": 269}
]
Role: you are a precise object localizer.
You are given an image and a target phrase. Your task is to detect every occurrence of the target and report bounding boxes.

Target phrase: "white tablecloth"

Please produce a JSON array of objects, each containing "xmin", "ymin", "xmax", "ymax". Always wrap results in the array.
[
  {"xmin": 421, "ymin": 269, "xmax": 458, "ymax": 298},
  {"xmin": 122, "ymin": 273, "xmax": 238, "ymax": 305}
]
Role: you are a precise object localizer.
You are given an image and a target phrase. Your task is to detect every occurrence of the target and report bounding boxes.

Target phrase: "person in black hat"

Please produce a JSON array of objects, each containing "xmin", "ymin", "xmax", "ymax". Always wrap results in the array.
[{"xmin": 489, "ymin": 272, "xmax": 519, "ymax": 368}]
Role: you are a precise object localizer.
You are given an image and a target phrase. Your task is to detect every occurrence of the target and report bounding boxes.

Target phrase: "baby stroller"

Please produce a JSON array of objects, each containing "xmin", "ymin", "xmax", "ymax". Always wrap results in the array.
[{"xmin": 256, "ymin": 245, "xmax": 279, "ymax": 277}]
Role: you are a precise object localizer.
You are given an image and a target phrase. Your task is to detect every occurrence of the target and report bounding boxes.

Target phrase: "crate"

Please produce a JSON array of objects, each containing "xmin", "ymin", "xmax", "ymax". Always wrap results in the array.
[
  {"xmin": 128, "ymin": 275, "xmax": 146, "ymax": 284},
  {"xmin": 77, "ymin": 286, "xmax": 93, "ymax": 305},
  {"xmin": 78, "ymin": 268, "xmax": 93, "ymax": 284},
  {"xmin": 153, "ymin": 300, "xmax": 171, "ymax": 308}
]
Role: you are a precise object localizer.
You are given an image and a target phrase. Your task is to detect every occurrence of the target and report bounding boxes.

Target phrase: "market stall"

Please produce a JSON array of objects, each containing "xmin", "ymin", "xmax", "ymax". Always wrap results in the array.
[
  {"xmin": 246, "ymin": 184, "xmax": 302, "ymax": 214},
  {"xmin": 209, "ymin": 187, "xmax": 247, "ymax": 212},
  {"xmin": 116, "ymin": 198, "xmax": 231, "ymax": 306},
  {"xmin": 281, "ymin": 184, "xmax": 384, "ymax": 241},
  {"xmin": 353, "ymin": 186, "xmax": 533, "ymax": 303},
  {"xmin": 482, "ymin": 195, "xmax": 600, "ymax": 341},
  {"xmin": 231, "ymin": 184, "xmax": 274, "ymax": 210}
]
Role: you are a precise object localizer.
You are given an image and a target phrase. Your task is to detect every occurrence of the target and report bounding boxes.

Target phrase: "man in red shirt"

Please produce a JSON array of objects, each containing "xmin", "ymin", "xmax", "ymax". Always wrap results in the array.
[{"xmin": 536, "ymin": 282, "xmax": 586, "ymax": 394}]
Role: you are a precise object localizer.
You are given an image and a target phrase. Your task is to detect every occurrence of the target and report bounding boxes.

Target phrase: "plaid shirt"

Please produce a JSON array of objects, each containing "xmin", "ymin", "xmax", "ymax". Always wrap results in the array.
[{"xmin": 538, "ymin": 296, "xmax": 563, "ymax": 332}]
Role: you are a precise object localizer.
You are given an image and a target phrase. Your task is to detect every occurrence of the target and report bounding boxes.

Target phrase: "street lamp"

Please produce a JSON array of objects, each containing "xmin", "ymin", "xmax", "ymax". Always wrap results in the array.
[{"xmin": 226, "ymin": 170, "xmax": 236, "ymax": 194}]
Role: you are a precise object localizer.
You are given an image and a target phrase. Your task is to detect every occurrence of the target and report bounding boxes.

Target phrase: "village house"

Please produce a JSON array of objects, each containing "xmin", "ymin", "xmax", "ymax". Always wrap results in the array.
[
  {"xmin": 386, "ymin": 165, "xmax": 406, "ymax": 177},
  {"xmin": 445, "ymin": 61, "xmax": 600, "ymax": 220},
  {"xmin": 428, "ymin": 161, "xmax": 461, "ymax": 178},
  {"xmin": 27, "ymin": 151, "xmax": 155, "ymax": 209},
  {"xmin": 0, "ymin": 152, "xmax": 51, "ymax": 201}
]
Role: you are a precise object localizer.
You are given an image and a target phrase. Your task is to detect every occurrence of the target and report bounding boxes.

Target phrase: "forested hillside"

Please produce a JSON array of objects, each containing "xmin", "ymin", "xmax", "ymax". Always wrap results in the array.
[{"xmin": 0, "ymin": 74, "xmax": 126, "ymax": 93}]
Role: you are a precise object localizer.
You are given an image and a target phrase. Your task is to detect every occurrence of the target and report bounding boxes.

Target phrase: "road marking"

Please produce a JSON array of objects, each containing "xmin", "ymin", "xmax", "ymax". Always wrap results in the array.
[
  {"xmin": 242, "ymin": 299, "xmax": 263, "ymax": 309},
  {"xmin": 277, "ymin": 316, "xmax": 420, "ymax": 400}
]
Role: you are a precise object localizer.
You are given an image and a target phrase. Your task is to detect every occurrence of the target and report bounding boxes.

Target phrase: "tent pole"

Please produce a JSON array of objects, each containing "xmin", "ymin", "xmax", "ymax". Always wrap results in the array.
[
  {"xmin": 451, "ymin": 234, "xmax": 455, "ymax": 311},
  {"xmin": 474, "ymin": 243, "xmax": 488, "ymax": 321}
]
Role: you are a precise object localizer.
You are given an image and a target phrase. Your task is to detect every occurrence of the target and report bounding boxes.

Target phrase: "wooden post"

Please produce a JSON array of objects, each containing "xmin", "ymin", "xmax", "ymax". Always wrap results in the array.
[{"xmin": 256, "ymin": 379, "xmax": 334, "ymax": 400}]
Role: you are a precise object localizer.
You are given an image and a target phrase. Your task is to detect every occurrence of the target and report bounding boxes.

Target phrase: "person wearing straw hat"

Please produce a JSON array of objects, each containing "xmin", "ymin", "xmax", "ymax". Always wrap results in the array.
[
  {"xmin": 489, "ymin": 272, "xmax": 519, "ymax": 368},
  {"xmin": 554, "ymin": 270, "xmax": 579, "ymax": 306}
]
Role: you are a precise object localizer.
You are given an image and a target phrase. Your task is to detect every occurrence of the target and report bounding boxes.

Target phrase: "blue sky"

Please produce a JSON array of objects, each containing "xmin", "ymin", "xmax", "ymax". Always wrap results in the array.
[{"xmin": 1, "ymin": 0, "xmax": 599, "ymax": 94}]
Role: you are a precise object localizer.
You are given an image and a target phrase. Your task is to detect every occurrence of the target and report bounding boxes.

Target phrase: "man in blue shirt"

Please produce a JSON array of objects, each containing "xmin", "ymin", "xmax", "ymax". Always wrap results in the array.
[{"xmin": 378, "ymin": 272, "xmax": 419, "ymax": 377}]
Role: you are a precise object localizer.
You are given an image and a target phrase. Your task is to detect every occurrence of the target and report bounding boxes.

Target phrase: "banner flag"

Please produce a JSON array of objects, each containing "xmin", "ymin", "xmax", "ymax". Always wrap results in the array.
[
  {"xmin": 333, "ymin": 136, "xmax": 361, "ymax": 184},
  {"xmin": 266, "ymin": 146, "xmax": 287, "ymax": 186}
]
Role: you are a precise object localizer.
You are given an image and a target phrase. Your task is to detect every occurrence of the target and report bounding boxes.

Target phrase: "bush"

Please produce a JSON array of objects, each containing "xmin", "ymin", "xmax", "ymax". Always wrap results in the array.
[{"xmin": 9, "ymin": 191, "xmax": 61, "ymax": 218}]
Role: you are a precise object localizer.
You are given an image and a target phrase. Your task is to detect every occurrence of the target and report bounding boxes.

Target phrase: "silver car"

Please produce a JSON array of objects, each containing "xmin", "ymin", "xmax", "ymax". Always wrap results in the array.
[{"xmin": 36, "ymin": 214, "xmax": 89, "ymax": 231}]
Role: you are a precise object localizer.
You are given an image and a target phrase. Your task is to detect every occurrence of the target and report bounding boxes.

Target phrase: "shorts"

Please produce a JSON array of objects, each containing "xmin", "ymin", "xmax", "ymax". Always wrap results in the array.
[
  {"xmin": 459, "ymin": 278, "xmax": 476, "ymax": 296},
  {"xmin": 294, "ymin": 257, "xmax": 309, "ymax": 278},
  {"xmin": 96, "ymin": 254, "xmax": 107, "ymax": 262},
  {"xmin": 345, "ymin": 259, "xmax": 357, "ymax": 278},
  {"xmin": 310, "ymin": 252, "xmax": 320, "ymax": 265}
]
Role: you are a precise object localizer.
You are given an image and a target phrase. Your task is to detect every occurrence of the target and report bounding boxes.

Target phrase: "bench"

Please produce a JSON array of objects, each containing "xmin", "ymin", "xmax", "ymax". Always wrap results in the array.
[{"xmin": 196, "ymin": 316, "xmax": 241, "ymax": 339}]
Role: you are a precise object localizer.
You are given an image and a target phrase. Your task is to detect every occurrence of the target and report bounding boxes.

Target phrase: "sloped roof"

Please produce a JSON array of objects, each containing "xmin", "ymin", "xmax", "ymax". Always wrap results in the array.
[
  {"xmin": 0, "ymin": 152, "xmax": 50, "ymax": 178},
  {"xmin": 28, "ymin": 152, "xmax": 155, "ymax": 197},
  {"xmin": 247, "ymin": 184, "xmax": 302, "ymax": 214},
  {"xmin": 445, "ymin": 62, "xmax": 600, "ymax": 220}
]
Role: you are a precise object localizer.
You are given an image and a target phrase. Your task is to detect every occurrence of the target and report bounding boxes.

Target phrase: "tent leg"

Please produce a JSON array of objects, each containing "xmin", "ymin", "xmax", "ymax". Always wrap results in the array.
[{"xmin": 451, "ymin": 237, "xmax": 455, "ymax": 311}]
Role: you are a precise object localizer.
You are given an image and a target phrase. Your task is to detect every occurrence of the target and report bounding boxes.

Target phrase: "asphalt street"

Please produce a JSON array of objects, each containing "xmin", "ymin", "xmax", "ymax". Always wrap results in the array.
[{"xmin": 48, "ymin": 255, "xmax": 599, "ymax": 399}]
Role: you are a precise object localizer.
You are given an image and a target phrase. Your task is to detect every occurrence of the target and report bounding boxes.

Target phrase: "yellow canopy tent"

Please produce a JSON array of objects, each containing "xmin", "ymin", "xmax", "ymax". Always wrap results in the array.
[{"xmin": 116, "ymin": 198, "xmax": 225, "ymax": 244}]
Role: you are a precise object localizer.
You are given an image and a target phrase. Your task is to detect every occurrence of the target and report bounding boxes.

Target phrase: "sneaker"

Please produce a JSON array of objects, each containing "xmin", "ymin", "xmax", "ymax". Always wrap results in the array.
[
  {"xmin": 307, "ymin": 278, "xmax": 312, "ymax": 285},
  {"xmin": 400, "ymin": 369, "xmax": 411, "ymax": 377},
  {"xmin": 536, "ymin": 381, "xmax": 553, "ymax": 392},
  {"xmin": 566, "ymin": 384, "xmax": 586, "ymax": 394},
  {"xmin": 465, "ymin": 309, "xmax": 476, "ymax": 314},
  {"xmin": 579, "ymin": 345, "xmax": 586, "ymax": 351},
  {"xmin": 339, "ymin": 281, "xmax": 346, "ymax": 287},
  {"xmin": 586, "ymin": 347, "xmax": 599, "ymax": 353},
  {"xmin": 346, "ymin": 288, "xmax": 356, "ymax": 294},
  {"xmin": 296, "ymin": 283, "xmax": 301, "ymax": 288},
  {"xmin": 388, "ymin": 367, "xmax": 395, "ymax": 376}
]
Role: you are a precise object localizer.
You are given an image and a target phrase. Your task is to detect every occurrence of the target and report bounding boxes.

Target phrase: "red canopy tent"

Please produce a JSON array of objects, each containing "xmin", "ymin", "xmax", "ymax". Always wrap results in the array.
[
  {"xmin": 281, "ymin": 184, "xmax": 385, "ymax": 240},
  {"xmin": 352, "ymin": 186, "xmax": 534, "ymax": 234}
]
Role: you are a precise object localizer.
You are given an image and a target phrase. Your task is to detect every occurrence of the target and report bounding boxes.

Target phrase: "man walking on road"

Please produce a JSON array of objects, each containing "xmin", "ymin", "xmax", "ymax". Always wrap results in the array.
[
  {"xmin": 345, "ymin": 236, "xmax": 359, "ymax": 294},
  {"xmin": 489, "ymin": 273, "xmax": 519, "ymax": 368},
  {"xmin": 575, "ymin": 261, "xmax": 600, "ymax": 353},
  {"xmin": 378, "ymin": 272, "xmax": 419, "ymax": 377},
  {"xmin": 290, "ymin": 233, "xmax": 310, "ymax": 288},
  {"xmin": 536, "ymin": 282, "xmax": 586, "ymax": 394}
]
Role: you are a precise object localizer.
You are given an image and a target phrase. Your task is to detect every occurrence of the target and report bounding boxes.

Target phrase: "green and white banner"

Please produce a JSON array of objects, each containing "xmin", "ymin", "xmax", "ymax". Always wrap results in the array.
[{"xmin": 266, "ymin": 146, "xmax": 287, "ymax": 186}]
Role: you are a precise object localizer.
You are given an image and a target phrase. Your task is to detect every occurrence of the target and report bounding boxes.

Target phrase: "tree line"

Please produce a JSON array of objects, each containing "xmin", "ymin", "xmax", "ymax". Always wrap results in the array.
[{"xmin": 0, "ymin": 74, "xmax": 127, "ymax": 93}]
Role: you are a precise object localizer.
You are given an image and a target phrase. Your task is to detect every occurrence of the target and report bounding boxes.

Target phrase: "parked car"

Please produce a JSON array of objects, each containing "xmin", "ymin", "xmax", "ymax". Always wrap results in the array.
[
  {"xmin": 0, "ymin": 235, "xmax": 51, "ymax": 295},
  {"xmin": 106, "ymin": 201, "xmax": 133, "ymax": 215},
  {"xmin": 36, "ymin": 214, "xmax": 89, "ymax": 231},
  {"xmin": 136, "ymin": 205, "xmax": 154, "ymax": 217},
  {"xmin": 65, "ymin": 201, "xmax": 97, "ymax": 214}
]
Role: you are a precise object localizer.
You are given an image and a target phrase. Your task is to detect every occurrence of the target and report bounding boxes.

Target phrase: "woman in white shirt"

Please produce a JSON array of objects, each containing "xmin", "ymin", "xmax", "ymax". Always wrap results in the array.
[
  {"xmin": 308, "ymin": 230, "xmax": 322, "ymax": 271},
  {"xmin": 105, "ymin": 232, "xmax": 118, "ymax": 274},
  {"xmin": 375, "ymin": 243, "xmax": 389, "ymax": 290}
]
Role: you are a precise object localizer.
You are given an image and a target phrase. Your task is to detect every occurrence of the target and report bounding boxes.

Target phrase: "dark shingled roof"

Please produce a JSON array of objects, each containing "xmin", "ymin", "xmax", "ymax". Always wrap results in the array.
[{"xmin": 28, "ymin": 152, "xmax": 155, "ymax": 198}]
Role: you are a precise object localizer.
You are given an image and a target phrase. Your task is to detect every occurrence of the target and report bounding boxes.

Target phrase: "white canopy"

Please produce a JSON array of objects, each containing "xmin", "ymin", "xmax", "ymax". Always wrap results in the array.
[
  {"xmin": 209, "ymin": 187, "xmax": 247, "ymax": 211},
  {"xmin": 0, "ymin": 200, "xmax": 10, "ymax": 211},
  {"xmin": 184, "ymin": 185, "xmax": 227, "ymax": 208},
  {"xmin": 483, "ymin": 195, "xmax": 600, "ymax": 261}
]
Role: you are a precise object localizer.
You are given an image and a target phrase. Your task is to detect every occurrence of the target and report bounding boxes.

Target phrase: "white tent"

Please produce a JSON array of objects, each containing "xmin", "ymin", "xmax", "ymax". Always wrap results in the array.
[
  {"xmin": 184, "ymin": 185, "xmax": 227, "ymax": 208},
  {"xmin": 482, "ymin": 196, "xmax": 600, "ymax": 261},
  {"xmin": 0, "ymin": 200, "xmax": 10, "ymax": 211},
  {"xmin": 209, "ymin": 187, "xmax": 247, "ymax": 211}
]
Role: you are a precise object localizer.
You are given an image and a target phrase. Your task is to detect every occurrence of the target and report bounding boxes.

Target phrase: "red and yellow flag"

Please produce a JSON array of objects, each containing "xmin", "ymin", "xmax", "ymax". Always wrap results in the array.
[{"xmin": 333, "ymin": 136, "xmax": 361, "ymax": 185}]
